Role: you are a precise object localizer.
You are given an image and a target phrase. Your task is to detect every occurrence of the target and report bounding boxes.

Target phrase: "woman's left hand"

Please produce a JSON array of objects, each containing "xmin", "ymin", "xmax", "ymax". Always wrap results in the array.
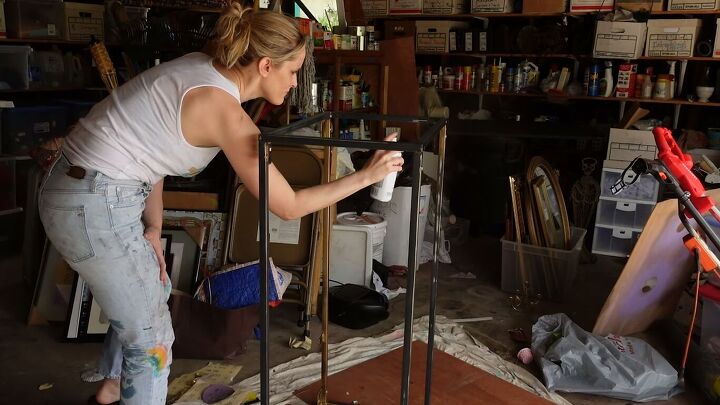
[{"xmin": 144, "ymin": 227, "xmax": 169, "ymax": 285}]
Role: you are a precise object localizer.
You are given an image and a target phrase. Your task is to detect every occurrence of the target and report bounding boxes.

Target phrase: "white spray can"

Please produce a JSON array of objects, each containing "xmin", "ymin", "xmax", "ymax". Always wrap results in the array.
[{"xmin": 370, "ymin": 136, "xmax": 401, "ymax": 202}]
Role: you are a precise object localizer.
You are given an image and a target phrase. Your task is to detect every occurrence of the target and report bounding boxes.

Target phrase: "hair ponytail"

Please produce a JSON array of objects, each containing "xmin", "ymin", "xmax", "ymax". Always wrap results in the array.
[{"xmin": 213, "ymin": 1, "xmax": 306, "ymax": 68}]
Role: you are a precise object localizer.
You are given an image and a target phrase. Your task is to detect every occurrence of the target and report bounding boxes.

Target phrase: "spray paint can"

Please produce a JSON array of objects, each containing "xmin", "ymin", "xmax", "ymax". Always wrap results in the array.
[
  {"xmin": 588, "ymin": 64, "xmax": 601, "ymax": 97},
  {"xmin": 370, "ymin": 136, "xmax": 401, "ymax": 202}
]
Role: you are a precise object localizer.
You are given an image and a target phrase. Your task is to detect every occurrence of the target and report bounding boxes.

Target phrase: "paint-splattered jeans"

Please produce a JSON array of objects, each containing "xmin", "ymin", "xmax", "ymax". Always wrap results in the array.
[{"xmin": 38, "ymin": 154, "xmax": 173, "ymax": 405}]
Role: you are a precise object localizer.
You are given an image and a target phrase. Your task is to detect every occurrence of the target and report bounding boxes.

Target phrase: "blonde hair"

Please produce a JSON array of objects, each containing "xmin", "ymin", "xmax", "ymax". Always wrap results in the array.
[{"xmin": 213, "ymin": 2, "xmax": 306, "ymax": 68}]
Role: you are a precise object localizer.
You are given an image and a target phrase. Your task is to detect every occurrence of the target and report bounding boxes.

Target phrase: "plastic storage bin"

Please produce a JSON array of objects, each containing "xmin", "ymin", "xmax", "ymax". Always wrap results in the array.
[
  {"xmin": 592, "ymin": 225, "xmax": 641, "ymax": 257},
  {"xmin": 595, "ymin": 199, "xmax": 656, "ymax": 230},
  {"xmin": 501, "ymin": 227, "xmax": 587, "ymax": 302},
  {"xmin": 5, "ymin": 0, "xmax": 63, "ymax": 39},
  {"xmin": 700, "ymin": 283, "xmax": 720, "ymax": 355},
  {"xmin": 0, "ymin": 45, "xmax": 31, "ymax": 90},
  {"xmin": 1, "ymin": 106, "xmax": 67, "ymax": 155},
  {"xmin": 600, "ymin": 168, "xmax": 660, "ymax": 202}
]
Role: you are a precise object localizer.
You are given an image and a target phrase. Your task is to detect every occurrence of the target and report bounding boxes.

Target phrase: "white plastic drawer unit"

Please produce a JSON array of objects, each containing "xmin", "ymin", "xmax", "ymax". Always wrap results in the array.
[
  {"xmin": 595, "ymin": 198, "xmax": 656, "ymax": 230},
  {"xmin": 600, "ymin": 168, "xmax": 660, "ymax": 203},
  {"xmin": 592, "ymin": 226, "xmax": 642, "ymax": 258}
]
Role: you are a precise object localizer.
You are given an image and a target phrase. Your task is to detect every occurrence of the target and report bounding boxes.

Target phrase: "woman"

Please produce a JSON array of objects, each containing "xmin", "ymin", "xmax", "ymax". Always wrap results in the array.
[{"xmin": 38, "ymin": 3, "xmax": 403, "ymax": 404}]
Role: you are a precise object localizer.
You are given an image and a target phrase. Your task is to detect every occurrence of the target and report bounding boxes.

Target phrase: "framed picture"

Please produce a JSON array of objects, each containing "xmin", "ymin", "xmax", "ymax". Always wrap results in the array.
[{"xmin": 163, "ymin": 225, "xmax": 204, "ymax": 294}]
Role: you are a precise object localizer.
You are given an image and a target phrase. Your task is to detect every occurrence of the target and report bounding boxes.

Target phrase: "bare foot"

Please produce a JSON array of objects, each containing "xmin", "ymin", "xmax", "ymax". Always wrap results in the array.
[{"xmin": 95, "ymin": 378, "xmax": 120, "ymax": 404}]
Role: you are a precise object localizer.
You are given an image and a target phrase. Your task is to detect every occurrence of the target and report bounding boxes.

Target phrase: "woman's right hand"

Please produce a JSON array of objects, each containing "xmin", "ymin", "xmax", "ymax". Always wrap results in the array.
[{"xmin": 362, "ymin": 132, "xmax": 404, "ymax": 184}]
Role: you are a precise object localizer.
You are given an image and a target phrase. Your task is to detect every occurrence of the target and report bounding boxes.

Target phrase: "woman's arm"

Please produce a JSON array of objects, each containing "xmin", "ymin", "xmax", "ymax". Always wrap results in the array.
[
  {"xmin": 219, "ymin": 110, "xmax": 402, "ymax": 220},
  {"xmin": 142, "ymin": 178, "xmax": 169, "ymax": 283},
  {"xmin": 181, "ymin": 88, "xmax": 403, "ymax": 220}
]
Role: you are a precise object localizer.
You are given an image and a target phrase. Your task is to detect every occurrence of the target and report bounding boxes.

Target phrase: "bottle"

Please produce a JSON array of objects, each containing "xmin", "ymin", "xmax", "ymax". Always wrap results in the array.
[
  {"xmin": 370, "ymin": 136, "xmax": 401, "ymax": 202},
  {"xmin": 667, "ymin": 60, "xmax": 677, "ymax": 99},
  {"xmin": 583, "ymin": 66, "xmax": 590, "ymax": 95},
  {"xmin": 641, "ymin": 67, "xmax": 654, "ymax": 99},
  {"xmin": 600, "ymin": 61, "xmax": 613, "ymax": 97}
]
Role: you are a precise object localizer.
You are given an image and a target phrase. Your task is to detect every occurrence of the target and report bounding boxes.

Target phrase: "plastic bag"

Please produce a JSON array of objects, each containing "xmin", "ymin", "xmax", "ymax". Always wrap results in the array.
[{"xmin": 532, "ymin": 313, "xmax": 682, "ymax": 402}]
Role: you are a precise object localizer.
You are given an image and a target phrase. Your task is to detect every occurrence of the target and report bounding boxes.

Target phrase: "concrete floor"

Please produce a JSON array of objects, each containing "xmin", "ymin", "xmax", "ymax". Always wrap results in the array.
[{"xmin": 0, "ymin": 235, "xmax": 710, "ymax": 404}]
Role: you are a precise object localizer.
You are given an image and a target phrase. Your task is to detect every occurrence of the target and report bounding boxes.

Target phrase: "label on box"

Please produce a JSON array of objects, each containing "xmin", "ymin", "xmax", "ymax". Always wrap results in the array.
[
  {"xmin": 361, "ymin": 0, "xmax": 388, "ymax": 17},
  {"xmin": 669, "ymin": 0, "xmax": 720, "ymax": 10},
  {"xmin": 646, "ymin": 19, "xmax": 701, "ymax": 57},
  {"xmin": 647, "ymin": 33, "xmax": 695, "ymax": 56},
  {"xmin": 389, "ymin": 0, "xmax": 422, "ymax": 14},
  {"xmin": 571, "ymin": 0, "xmax": 615, "ymax": 11},
  {"xmin": 594, "ymin": 21, "xmax": 647, "ymax": 59},
  {"xmin": 417, "ymin": 32, "xmax": 448, "ymax": 52},
  {"xmin": 615, "ymin": 0, "xmax": 663, "ymax": 11},
  {"xmin": 47, "ymin": 24, "xmax": 56, "ymax": 36},
  {"xmin": 424, "ymin": 0, "xmax": 465, "ymax": 14},
  {"xmin": 595, "ymin": 32, "xmax": 642, "ymax": 58},
  {"xmin": 449, "ymin": 31, "xmax": 458, "ymax": 51},
  {"xmin": 33, "ymin": 121, "xmax": 50, "ymax": 134},
  {"xmin": 471, "ymin": 0, "xmax": 513, "ymax": 13},
  {"xmin": 615, "ymin": 63, "xmax": 638, "ymax": 98},
  {"xmin": 714, "ymin": 18, "xmax": 720, "ymax": 57}
]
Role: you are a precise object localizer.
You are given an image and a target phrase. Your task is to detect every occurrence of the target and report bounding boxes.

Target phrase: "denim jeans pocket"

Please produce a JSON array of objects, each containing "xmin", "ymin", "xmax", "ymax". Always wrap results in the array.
[{"xmin": 42, "ymin": 205, "xmax": 95, "ymax": 263}]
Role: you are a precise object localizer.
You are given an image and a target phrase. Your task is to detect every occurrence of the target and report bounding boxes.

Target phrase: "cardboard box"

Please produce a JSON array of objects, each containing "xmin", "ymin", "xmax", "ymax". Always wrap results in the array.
[
  {"xmin": 615, "ymin": 0, "xmax": 663, "ymax": 11},
  {"xmin": 714, "ymin": 18, "xmax": 720, "ymax": 57},
  {"xmin": 594, "ymin": 21, "xmax": 647, "ymax": 59},
  {"xmin": 361, "ymin": 0, "xmax": 388, "ymax": 17},
  {"xmin": 62, "ymin": 2, "xmax": 104, "ymax": 42},
  {"xmin": 0, "ymin": 1, "xmax": 6, "ymax": 39},
  {"xmin": 606, "ymin": 129, "xmax": 657, "ymax": 162},
  {"xmin": 523, "ymin": 0, "xmax": 567, "ymax": 12},
  {"xmin": 416, "ymin": 20, "xmax": 469, "ymax": 52},
  {"xmin": 424, "ymin": 0, "xmax": 466, "ymax": 14},
  {"xmin": 646, "ymin": 19, "xmax": 701, "ymax": 57},
  {"xmin": 616, "ymin": 63, "xmax": 638, "ymax": 98},
  {"xmin": 571, "ymin": 0, "xmax": 615, "ymax": 12},
  {"xmin": 668, "ymin": 0, "xmax": 720, "ymax": 10},
  {"xmin": 471, "ymin": 0, "xmax": 514, "ymax": 13},
  {"xmin": 389, "ymin": 0, "xmax": 423, "ymax": 14}
]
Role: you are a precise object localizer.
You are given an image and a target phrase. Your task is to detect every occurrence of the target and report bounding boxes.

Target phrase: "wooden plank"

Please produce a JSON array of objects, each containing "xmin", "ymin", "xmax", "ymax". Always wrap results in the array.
[
  {"xmin": 163, "ymin": 191, "xmax": 219, "ymax": 211},
  {"xmin": 294, "ymin": 341, "xmax": 554, "ymax": 405},
  {"xmin": 593, "ymin": 188, "xmax": 720, "ymax": 336}
]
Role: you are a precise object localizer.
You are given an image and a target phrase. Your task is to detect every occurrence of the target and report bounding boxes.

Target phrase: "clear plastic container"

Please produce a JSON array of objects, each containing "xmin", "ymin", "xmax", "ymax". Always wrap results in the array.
[
  {"xmin": 501, "ymin": 227, "xmax": 587, "ymax": 302},
  {"xmin": 600, "ymin": 168, "xmax": 660, "ymax": 203},
  {"xmin": 595, "ymin": 198, "xmax": 656, "ymax": 230},
  {"xmin": 592, "ymin": 225, "xmax": 641, "ymax": 258}
]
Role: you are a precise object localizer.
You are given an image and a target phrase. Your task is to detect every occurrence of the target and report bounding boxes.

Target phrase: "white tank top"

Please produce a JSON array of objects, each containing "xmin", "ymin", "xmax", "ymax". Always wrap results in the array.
[{"xmin": 63, "ymin": 52, "xmax": 240, "ymax": 184}]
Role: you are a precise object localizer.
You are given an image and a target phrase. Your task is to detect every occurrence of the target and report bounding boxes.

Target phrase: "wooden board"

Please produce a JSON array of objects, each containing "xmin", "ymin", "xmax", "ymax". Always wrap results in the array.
[
  {"xmin": 294, "ymin": 341, "xmax": 553, "ymax": 405},
  {"xmin": 593, "ymin": 188, "xmax": 720, "ymax": 336}
]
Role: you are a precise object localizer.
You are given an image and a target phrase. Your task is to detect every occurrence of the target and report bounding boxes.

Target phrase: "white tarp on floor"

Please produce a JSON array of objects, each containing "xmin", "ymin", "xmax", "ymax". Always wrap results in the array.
[{"xmin": 176, "ymin": 315, "xmax": 570, "ymax": 405}]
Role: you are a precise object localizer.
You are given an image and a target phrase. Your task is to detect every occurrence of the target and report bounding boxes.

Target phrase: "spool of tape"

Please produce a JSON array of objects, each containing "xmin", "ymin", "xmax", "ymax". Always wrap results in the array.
[{"xmin": 696, "ymin": 40, "xmax": 714, "ymax": 57}]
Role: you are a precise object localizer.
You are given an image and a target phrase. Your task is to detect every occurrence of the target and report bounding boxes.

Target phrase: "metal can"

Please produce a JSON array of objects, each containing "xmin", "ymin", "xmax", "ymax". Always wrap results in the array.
[{"xmin": 588, "ymin": 64, "xmax": 601, "ymax": 97}]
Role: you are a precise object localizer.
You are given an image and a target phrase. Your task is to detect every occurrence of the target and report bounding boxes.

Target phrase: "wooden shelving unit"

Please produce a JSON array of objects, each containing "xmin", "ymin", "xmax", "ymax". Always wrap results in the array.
[
  {"xmin": 438, "ymin": 88, "xmax": 720, "ymax": 107},
  {"xmin": 379, "ymin": 10, "xmax": 720, "ymax": 20}
]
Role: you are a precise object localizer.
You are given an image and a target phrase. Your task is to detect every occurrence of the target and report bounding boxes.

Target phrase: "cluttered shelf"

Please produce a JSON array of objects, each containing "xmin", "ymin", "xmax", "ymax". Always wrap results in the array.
[
  {"xmin": 0, "ymin": 87, "xmax": 107, "ymax": 93},
  {"xmin": 438, "ymin": 89, "xmax": 720, "ymax": 106},
  {"xmin": 0, "ymin": 38, "xmax": 90, "ymax": 46},
  {"xmin": 419, "ymin": 51, "xmax": 720, "ymax": 62},
  {"xmin": 373, "ymin": 10, "xmax": 720, "ymax": 20}
]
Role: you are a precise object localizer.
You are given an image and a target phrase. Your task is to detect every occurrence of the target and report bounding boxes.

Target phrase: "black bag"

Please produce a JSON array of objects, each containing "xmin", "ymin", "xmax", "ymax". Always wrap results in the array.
[{"xmin": 328, "ymin": 284, "xmax": 389, "ymax": 329}]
